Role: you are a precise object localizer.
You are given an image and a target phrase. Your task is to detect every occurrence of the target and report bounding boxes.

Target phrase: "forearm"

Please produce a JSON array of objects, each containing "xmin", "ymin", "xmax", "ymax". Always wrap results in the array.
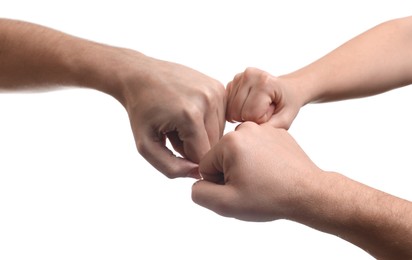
[
  {"xmin": 0, "ymin": 18, "xmax": 138, "ymax": 103},
  {"xmin": 280, "ymin": 16, "xmax": 412, "ymax": 105},
  {"xmin": 291, "ymin": 171, "xmax": 412, "ymax": 259}
]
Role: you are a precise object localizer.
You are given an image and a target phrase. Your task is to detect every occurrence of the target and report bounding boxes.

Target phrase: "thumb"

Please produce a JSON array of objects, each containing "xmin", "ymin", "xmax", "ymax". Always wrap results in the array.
[
  {"xmin": 180, "ymin": 119, "xmax": 211, "ymax": 164},
  {"xmin": 267, "ymin": 108, "xmax": 296, "ymax": 130},
  {"xmin": 191, "ymin": 180, "xmax": 237, "ymax": 217}
]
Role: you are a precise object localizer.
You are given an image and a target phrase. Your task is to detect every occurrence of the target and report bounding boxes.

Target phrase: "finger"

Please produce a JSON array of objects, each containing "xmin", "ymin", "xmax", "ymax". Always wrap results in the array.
[
  {"xmin": 229, "ymin": 72, "xmax": 243, "ymax": 94},
  {"xmin": 219, "ymin": 108, "xmax": 226, "ymax": 138},
  {"xmin": 227, "ymin": 77, "xmax": 254, "ymax": 122},
  {"xmin": 179, "ymin": 117, "xmax": 211, "ymax": 164},
  {"xmin": 234, "ymin": 121, "xmax": 259, "ymax": 131},
  {"xmin": 241, "ymin": 87, "xmax": 275, "ymax": 124},
  {"xmin": 228, "ymin": 82, "xmax": 251, "ymax": 122},
  {"xmin": 225, "ymin": 81, "xmax": 234, "ymax": 122},
  {"xmin": 220, "ymin": 88, "xmax": 227, "ymax": 137},
  {"xmin": 226, "ymin": 80, "xmax": 233, "ymax": 95},
  {"xmin": 226, "ymin": 73, "xmax": 244, "ymax": 122},
  {"xmin": 204, "ymin": 110, "xmax": 221, "ymax": 147},
  {"xmin": 233, "ymin": 72, "xmax": 242, "ymax": 83},
  {"xmin": 204, "ymin": 87, "xmax": 226, "ymax": 147},
  {"xmin": 191, "ymin": 180, "xmax": 238, "ymax": 218},
  {"xmin": 201, "ymin": 171, "xmax": 225, "ymax": 184},
  {"xmin": 267, "ymin": 109, "xmax": 295, "ymax": 130},
  {"xmin": 197, "ymin": 137, "xmax": 226, "ymax": 184},
  {"xmin": 136, "ymin": 127, "xmax": 200, "ymax": 179},
  {"xmin": 198, "ymin": 139, "xmax": 223, "ymax": 177}
]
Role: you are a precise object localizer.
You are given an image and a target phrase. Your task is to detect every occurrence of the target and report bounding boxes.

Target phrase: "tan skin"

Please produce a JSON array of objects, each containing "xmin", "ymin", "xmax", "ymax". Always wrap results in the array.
[
  {"xmin": 3, "ymin": 16, "xmax": 412, "ymax": 259},
  {"xmin": 0, "ymin": 18, "xmax": 226, "ymax": 178},
  {"xmin": 193, "ymin": 16, "xmax": 412, "ymax": 259},
  {"xmin": 193, "ymin": 122, "xmax": 412, "ymax": 259},
  {"xmin": 226, "ymin": 16, "xmax": 412, "ymax": 129}
]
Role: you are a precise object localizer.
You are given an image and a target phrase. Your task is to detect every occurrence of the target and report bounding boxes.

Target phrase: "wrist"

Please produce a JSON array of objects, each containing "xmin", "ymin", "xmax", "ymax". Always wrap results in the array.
[
  {"xmin": 65, "ymin": 40, "xmax": 147, "ymax": 106},
  {"xmin": 287, "ymin": 170, "xmax": 412, "ymax": 259},
  {"xmin": 278, "ymin": 70, "xmax": 324, "ymax": 106},
  {"xmin": 283, "ymin": 169, "xmax": 332, "ymax": 221}
]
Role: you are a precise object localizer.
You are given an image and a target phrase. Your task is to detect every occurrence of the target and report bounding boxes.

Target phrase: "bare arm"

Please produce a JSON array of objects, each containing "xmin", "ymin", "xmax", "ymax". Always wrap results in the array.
[
  {"xmin": 0, "ymin": 19, "xmax": 137, "ymax": 102},
  {"xmin": 297, "ymin": 171, "xmax": 412, "ymax": 259},
  {"xmin": 0, "ymin": 18, "xmax": 226, "ymax": 178},
  {"xmin": 192, "ymin": 122, "xmax": 412, "ymax": 259},
  {"xmin": 285, "ymin": 15, "xmax": 412, "ymax": 104},
  {"xmin": 226, "ymin": 16, "xmax": 412, "ymax": 128}
]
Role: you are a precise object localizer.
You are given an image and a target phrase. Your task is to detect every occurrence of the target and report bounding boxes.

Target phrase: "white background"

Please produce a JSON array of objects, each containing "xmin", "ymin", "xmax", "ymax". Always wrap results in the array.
[{"xmin": 1, "ymin": 1, "xmax": 411, "ymax": 259}]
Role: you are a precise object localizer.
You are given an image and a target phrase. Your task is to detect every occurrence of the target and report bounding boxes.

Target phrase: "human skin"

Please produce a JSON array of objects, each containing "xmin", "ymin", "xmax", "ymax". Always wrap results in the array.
[
  {"xmin": 192, "ymin": 122, "xmax": 412, "ymax": 259},
  {"xmin": 220, "ymin": 15, "xmax": 412, "ymax": 259},
  {"xmin": 0, "ymin": 18, "xmax": 226, "ymax": 178},
  {"xmin": 225, "ymin": 16, "xmax": 412, "ymax": 128}
]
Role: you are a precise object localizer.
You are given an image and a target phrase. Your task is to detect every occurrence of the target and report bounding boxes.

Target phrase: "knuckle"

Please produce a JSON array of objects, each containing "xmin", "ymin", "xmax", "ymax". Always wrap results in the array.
[
  {"xmin": 204, "ymin": 81, "xmax": 225, "ymax": 106},
  {"xmin": 135, "ymin": 138, "xmax": 150, "ymax": 158},
  {"xmin": 163, "ymin": 169, "xmax": 179, "ymax": 179},
  {"xmin": 180, "ymin": 104, "xmax": 203, "ymax": 126},
  {"xmin": 241, "ymin": 110, "xmax": 258, "ymax": 122},
  {"xmin": 221, "ymin": 131, "xmax": 244, "ymax": 154},
  {"xmin": 243, "ymin": 67, "xmax": 258, "ymax": 77},
  {"xmin": 241, "ymin": 103, "xmax": 262, "ymax": 121},
  {"xmin": 233, "ymin": 72, "xmax": 242, "ymax": 82},
  {"xmin": 226, "ymin": 103, "xmax": 239, "ymax": 119},
  {"xmin": 202, "ymin": 87, "xmax": 215, "ymax": 104},
  {"xmin": 243, "ymin": 68, "xmax": 272, "ymax": 90},
  {"xmin": 160, "ymin": 160, "xmax": 183, "ymax": 179},
  {"xmin": 225, "ymin": 110, "xmax": 237, "ymax": 123},
  {"xmin": 190, "ymin": 86, "xmax": 224, "ymax": 116},
  {"xmin": 240, "ymin": 121, "xmax": 259, "ymax": 129},
  {"xmin": 213, "ymin": 200, "xmax": 234, "ymax": 218},
  {"xmin": 228, "ymin": 116, "xmax": 240, "ymax": 123},
  {"xmin": 256, "ymin": 73, "xmax": 271, "ymax": 90}
]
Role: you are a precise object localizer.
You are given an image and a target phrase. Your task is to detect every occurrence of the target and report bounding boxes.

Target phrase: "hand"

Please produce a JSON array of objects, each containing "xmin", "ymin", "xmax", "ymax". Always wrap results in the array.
[
  {"xmin": 192, "ymin": 122, "xmax": 322, "ymax": 221},
  {"xmin": 226, "ymin": 67, "xmax": 303, "ymax": 129},
  {"xmin": 121, "ymin": 53, "xmax": 226, "ymax": 178},
  {"xmin": 192, "ymin": 122, "xmax": 412, "ymax": 259},
  {"xmin": 0, "ymin": 19, "xmax": 226, "ymax": 179}
]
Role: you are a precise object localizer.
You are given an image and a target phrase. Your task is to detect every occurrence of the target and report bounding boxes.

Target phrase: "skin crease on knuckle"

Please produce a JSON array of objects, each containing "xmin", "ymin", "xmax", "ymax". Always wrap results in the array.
[
  {"xmin": 241, "ymin": 94, "xmax": 271, "ymax": 124},
  {"xmin": 241, "ymin": 85, "xmax": 272, "ymax": 124},
  {"xmin": 221, "ymin": 124, "xmax": 260, "ymax": 169},
  {"xmin": 178, "ymin": 102, "xmax": 204, "ymax": 137},
  {"xmin": 231, "ymin": 68, "xmax": 265, "ymax": 123},
  {"xmin": 201, "ymin": 83, "xmax": 225, "ymax": 123},
  {"xmin": 162, "ymin": 164, "xmax": 184, "ymax": 179},
  {"xmin": 243, "ymin": 67, "xmax": 259, "ymax": 80}
]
